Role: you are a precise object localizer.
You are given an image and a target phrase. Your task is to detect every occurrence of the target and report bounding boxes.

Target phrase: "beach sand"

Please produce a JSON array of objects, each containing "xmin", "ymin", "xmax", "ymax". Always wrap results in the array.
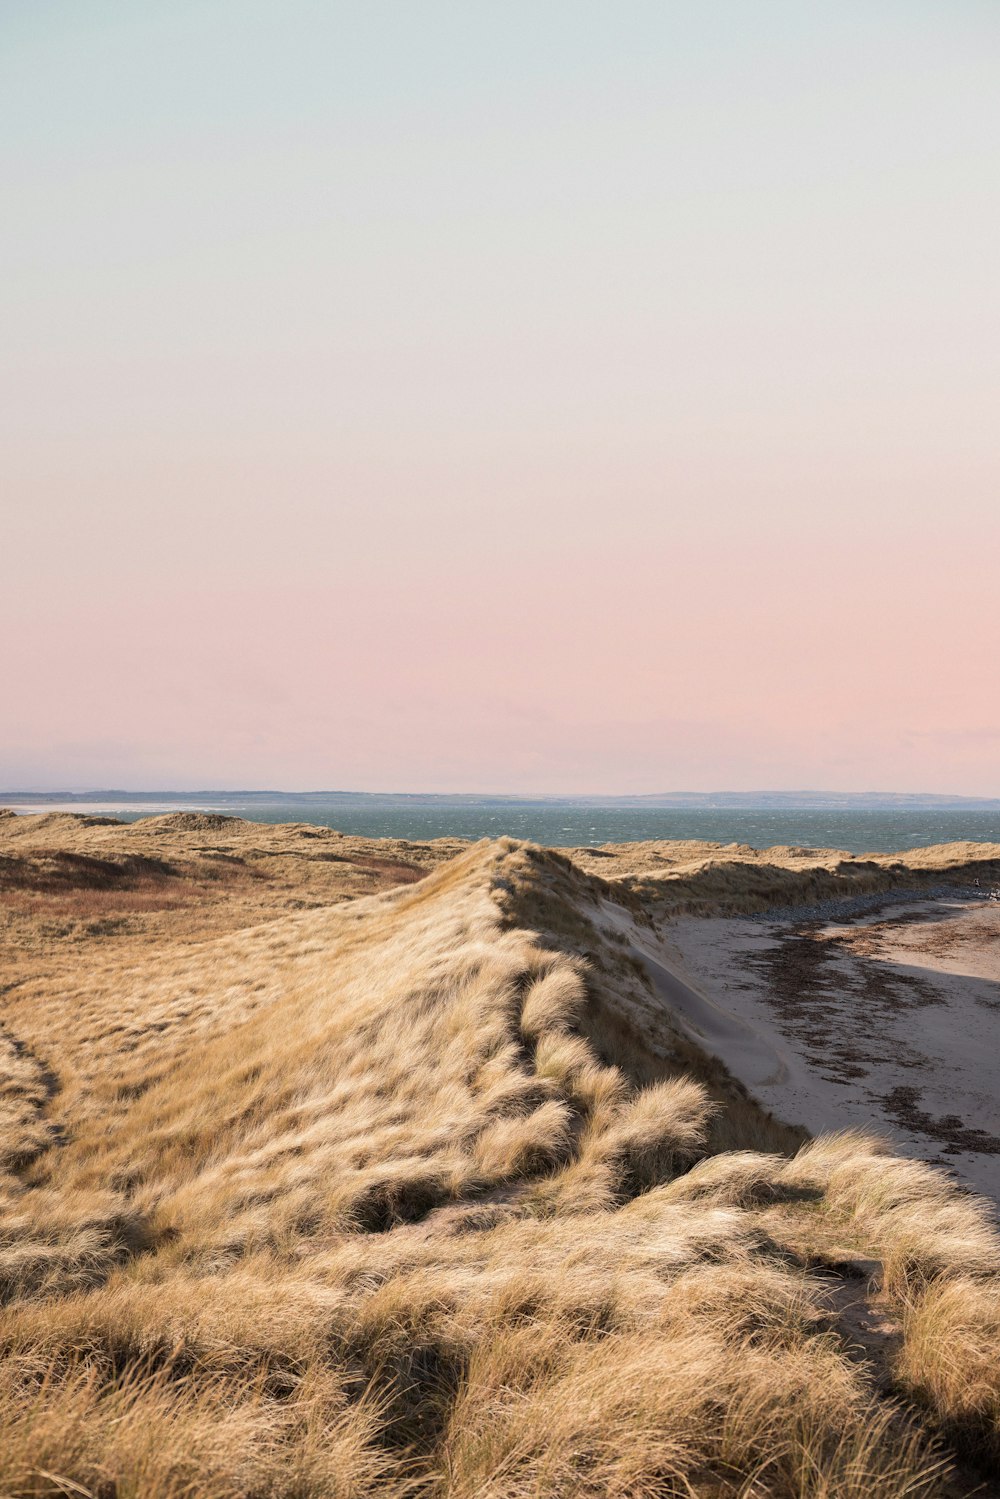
[{"xmin": 647, "ymin": 899, "xmax": 1000, "ymax": 1198}]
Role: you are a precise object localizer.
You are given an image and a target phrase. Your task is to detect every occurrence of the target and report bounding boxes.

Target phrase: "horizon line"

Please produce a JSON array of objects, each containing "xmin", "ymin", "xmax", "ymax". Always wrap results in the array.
[{"xmin": 3, "ymin": 787, "xmax": 1000, "ymax": 804}]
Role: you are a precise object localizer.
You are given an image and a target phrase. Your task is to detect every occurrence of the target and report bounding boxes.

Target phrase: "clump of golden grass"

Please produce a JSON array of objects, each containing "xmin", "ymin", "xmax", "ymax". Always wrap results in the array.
[
  {"xmin": 0, "ymin": 812, "xmax": 998, "ymax": 1495},
  {"xmin": 896, "ymin": 1278, "xmax": 1000, "ymax": 1464},
  {"xmin": 442, "ymin": 1324, "xmax": 942, "ymax": 1499}
]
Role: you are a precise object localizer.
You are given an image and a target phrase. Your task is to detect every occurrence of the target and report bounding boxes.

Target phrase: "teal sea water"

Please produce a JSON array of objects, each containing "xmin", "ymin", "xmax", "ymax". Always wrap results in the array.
[{"xmin": 12, "ymin": 798, "xmax": 1000, "ymax": 854}]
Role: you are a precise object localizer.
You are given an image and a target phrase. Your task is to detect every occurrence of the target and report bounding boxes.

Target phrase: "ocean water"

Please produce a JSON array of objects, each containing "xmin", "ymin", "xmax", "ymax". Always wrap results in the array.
[{"xmin": 12, "ymin": 798, "xmax": 1000, "ymax": 854}]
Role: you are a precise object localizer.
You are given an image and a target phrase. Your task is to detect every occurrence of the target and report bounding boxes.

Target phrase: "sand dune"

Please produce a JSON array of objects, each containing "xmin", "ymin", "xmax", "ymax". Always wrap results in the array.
[
  {"xmin": 2, "ymin": 811, "xmax": 1000, "ymax": 1496},
  {"xmin": 571, "ymin": 835, "xmax": 1000, "ymax": 917}
]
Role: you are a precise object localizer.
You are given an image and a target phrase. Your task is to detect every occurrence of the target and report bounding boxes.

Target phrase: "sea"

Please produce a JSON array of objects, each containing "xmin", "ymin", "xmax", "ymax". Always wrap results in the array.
[{"xmin": 8, "ymin": 797, "xmax": 1000, "ymax": 854}]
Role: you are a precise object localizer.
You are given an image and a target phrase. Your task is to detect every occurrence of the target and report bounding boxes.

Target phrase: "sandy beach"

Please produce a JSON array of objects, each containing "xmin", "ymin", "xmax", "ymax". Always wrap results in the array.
[{"xmin": 647, "ymin": 898, "xmax": 1000, "ymax": 1198}]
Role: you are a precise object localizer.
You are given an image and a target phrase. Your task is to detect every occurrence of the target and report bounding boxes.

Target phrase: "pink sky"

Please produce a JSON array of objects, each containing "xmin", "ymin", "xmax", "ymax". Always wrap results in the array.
[{"xmin": 4, "ymin": 4, "xmax": 999, "ymax": 794}]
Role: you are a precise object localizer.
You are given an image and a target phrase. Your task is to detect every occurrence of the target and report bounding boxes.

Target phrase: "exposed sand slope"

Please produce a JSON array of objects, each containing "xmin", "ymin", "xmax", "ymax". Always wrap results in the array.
[
  {"xmin": 663, "ymin": 899, "xmax": 1000, "ymax": 1199},
  {"xmin": 2, "ymin": 812, "xmax": 1000, "ymax": 1496}
]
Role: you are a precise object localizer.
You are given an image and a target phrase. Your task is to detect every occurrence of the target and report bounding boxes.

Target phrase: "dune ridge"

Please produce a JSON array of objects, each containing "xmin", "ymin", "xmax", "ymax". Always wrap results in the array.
[{"xmin": 2, "ymin": 812, "xmax": 1000, "ymax": 1495}]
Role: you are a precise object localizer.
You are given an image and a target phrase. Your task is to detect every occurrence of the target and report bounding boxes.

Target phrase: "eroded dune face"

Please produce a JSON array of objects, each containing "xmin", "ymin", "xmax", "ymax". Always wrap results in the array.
[{"xmin": 1, "ymin": 814, "xmax": 1000, "ymax": 1497}]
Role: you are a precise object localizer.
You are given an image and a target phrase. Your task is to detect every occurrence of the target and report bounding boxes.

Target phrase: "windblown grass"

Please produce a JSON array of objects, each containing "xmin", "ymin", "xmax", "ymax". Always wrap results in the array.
[
  {"xmin": 0, "ymin": 811, "xmax": 998, "ymax": 1495},
  {"xmin": 570, "ymin": 837, "xmax": 1000, "ymax": 917}
]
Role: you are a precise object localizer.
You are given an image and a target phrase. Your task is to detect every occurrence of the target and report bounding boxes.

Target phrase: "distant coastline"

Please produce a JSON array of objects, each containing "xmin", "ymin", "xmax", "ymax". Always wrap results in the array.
[
  {"xmin": 5, "ymin": 791, "xmax": 1000, "ymax": 855},
  {"xmin": 3, "ymin": 788, "xmax": 1000, "ymax": 810}
]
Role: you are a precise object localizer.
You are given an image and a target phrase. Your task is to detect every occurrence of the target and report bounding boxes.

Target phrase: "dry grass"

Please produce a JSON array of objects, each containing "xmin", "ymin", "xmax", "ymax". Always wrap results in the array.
[
  {"xmin": 0, "ymin": 810, "xmax": 998, "ymax": 1495},
  {"xmin": 569, "ymin": 837, "xmax": 1000, "ymax": 918}
]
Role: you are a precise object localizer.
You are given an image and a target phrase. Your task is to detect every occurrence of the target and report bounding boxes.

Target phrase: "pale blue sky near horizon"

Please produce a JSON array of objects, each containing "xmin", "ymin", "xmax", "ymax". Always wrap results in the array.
[{"xmin": 3, "ymin": 3, "xmax": 999, "ymax": 794}]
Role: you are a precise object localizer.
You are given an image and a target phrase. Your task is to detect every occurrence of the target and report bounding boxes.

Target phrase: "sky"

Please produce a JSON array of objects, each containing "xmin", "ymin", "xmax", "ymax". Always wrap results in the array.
[{"xmin": 3, "ymin": 1, "xmax": 999, "ymax": 795}]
